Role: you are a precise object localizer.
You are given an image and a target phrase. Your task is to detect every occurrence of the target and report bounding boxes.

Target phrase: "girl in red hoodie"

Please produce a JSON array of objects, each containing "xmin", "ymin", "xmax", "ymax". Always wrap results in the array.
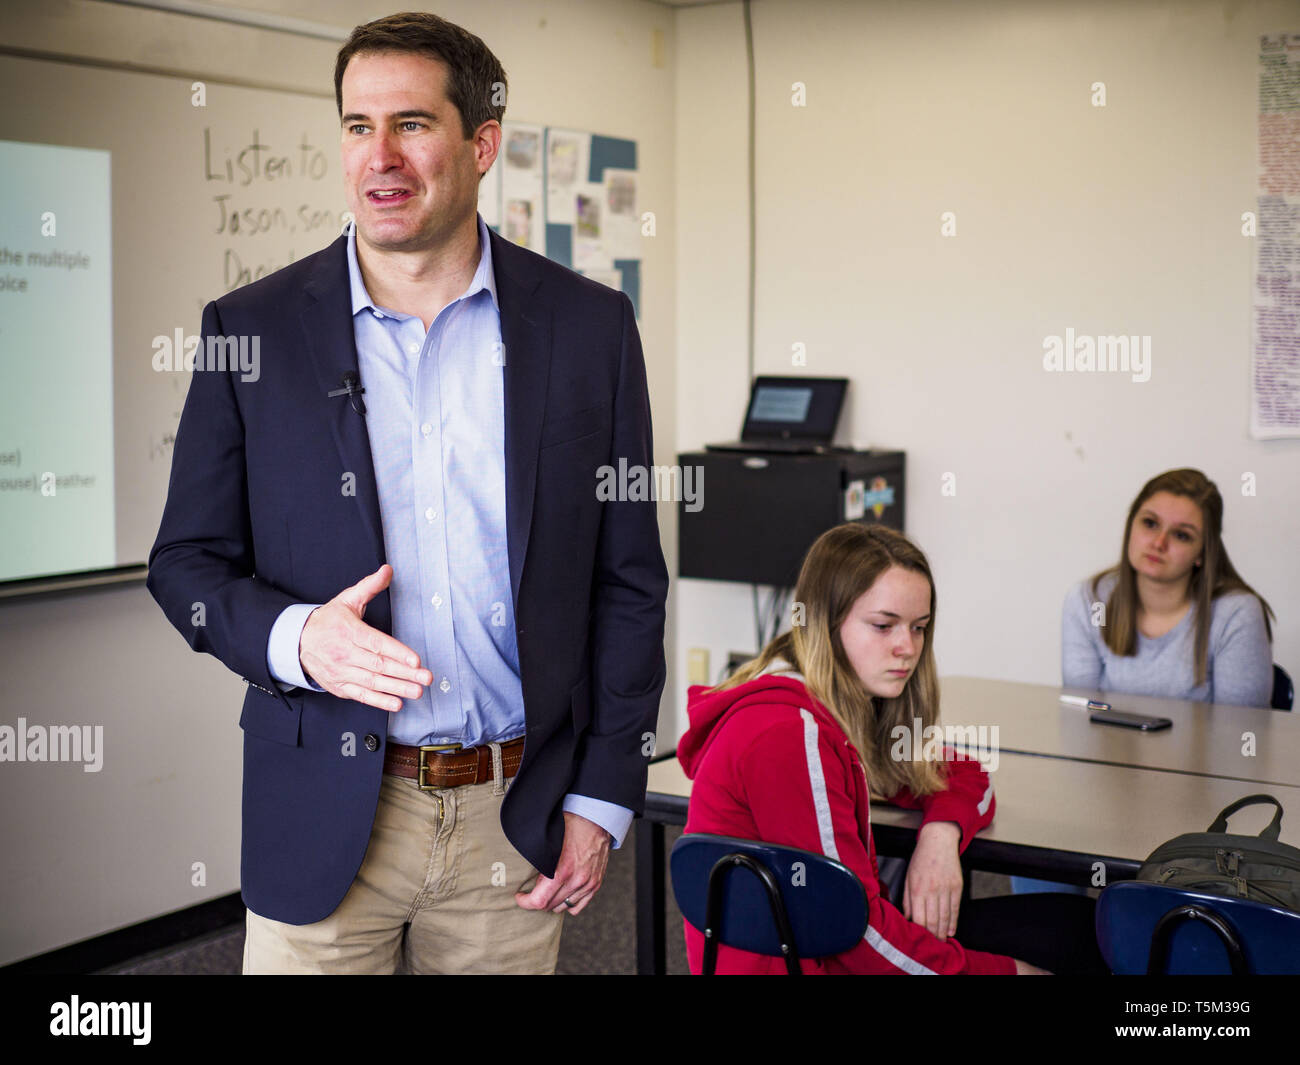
[{"xmin": 678, "ymin": 523, "xmax": 1103, "ymax": 975}]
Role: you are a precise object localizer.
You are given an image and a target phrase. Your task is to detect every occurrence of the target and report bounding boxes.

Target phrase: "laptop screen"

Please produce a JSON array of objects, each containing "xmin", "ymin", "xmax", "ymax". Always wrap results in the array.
[
  {"xmin": 742, "ymin": 376, "xmax": 848, "ymax": 442},
  {"xmin": 750, "ymin": 385, "xmax": 813, "ymax": 423}
]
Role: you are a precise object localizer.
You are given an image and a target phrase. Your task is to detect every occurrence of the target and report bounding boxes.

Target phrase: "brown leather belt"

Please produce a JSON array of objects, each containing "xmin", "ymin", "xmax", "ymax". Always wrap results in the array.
[{"xmin": 384, "ymin": 737, "xmax": 525, "ymax": 790}]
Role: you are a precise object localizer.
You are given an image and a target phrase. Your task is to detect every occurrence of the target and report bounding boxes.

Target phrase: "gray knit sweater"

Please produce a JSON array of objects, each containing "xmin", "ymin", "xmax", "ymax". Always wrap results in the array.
[{"xmin": 1060, "ymin": 572, "xmax": 1273, "ymax": 709}]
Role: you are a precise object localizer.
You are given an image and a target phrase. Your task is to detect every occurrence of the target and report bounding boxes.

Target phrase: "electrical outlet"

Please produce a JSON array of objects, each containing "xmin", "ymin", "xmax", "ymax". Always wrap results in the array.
[
  {"xmin": 651, "ymin": 28, "xmax": 665, "ymax": 69},
  {"xmin": 687, "ymin": 647, "xmax": 709, "ymax": 685}
]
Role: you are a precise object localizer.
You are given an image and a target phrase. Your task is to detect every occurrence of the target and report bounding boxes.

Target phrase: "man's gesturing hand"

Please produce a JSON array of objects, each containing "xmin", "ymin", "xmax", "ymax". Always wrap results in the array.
[
  {"xmin": 299, "ymin": 564, "xmax": 432, "ymax": 711},
  {"xmin": 515, "ymin": 812, "xmax": 611, "ymax": 916}
]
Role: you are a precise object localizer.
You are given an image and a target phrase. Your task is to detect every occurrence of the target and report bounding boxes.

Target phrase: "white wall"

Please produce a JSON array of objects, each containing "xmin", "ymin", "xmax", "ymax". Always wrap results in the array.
[
  {"xmin": 672, "ymin": 0, "xmax": 1300, "ymax": 741},
  {"xmin": 0, "ymin": 0, "xmax": 677, "ymax": 964}
]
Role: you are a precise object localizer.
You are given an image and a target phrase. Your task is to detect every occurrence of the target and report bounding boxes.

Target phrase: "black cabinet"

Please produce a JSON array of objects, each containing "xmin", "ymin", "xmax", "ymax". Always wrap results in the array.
[{"xmin": 677, "ymin": 449, "xmax": 905, "ymax": 586}]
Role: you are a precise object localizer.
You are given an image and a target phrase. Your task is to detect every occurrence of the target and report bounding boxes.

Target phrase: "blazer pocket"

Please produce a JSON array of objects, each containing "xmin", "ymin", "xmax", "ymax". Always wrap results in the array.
[
  {"xmin": 539, "ymin": 402, "xmax": 610, "ymax": 449},
  {"xmin": 570, "ymin": 674, "xmax": 592, "ymax": 736},
  {"xmin": 239, "ymin": 684, "xmax": 303, "ymax": 747}
]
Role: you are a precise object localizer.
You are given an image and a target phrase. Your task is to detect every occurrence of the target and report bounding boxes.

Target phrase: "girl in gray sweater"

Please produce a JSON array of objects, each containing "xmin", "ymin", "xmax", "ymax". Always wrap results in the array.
[
  {"xmin": 1017, "ymin": 469, "xmax": 1280, "ymax": 896},
  {"xmin": 1061, "ymin": 468, "xmax": 1275, "ymax": 709}
]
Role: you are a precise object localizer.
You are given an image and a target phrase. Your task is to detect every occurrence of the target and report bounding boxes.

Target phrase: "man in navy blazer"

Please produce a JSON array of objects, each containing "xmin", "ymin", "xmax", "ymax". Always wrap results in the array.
[{"xmin": 147, "ymin": 12, "xmax": 667, "ymax": 973}]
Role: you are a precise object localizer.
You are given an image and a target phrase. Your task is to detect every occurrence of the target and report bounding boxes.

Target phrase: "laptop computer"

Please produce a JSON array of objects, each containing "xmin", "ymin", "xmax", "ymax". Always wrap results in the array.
[{"xmin": 705, "ymin": 375, "xmax": 850, "ymax": 454}]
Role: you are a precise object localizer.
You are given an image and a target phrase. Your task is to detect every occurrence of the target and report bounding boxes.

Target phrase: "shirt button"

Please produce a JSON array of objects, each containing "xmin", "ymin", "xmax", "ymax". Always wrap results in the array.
[
  {"xmin": 421, "ymin": 423, "xmax": 433, "ymax": 436},
  {"xmin": 439, "ymin": 678, "xmax": 451, "ymax": 693},
  {"xmin": 407, "ymin": 342, "xmax": 420, "ymax": 355},
  {"xmin": 425, "ymin": 507, "xmax": 437, "ymax": 522},
  {"xmin": 431, "ymin": 594, "xmax": 443, "ymax": 608},
  {"xmin": 364, "ymin": 734, "xmax": 380, "ymax": 752}
]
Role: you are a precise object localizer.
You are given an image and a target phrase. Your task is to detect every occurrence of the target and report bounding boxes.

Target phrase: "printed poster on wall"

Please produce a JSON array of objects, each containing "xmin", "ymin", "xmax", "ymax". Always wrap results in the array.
[{"xmin": 1253, "ymin": 32, "xmax": 1300, "ymax": 438}]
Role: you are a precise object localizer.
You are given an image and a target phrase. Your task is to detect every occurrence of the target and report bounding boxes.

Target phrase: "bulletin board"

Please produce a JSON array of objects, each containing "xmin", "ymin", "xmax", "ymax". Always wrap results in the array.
[{"xmin": 479, "ymin": 121, "xmax": 641, "ymax": 317}]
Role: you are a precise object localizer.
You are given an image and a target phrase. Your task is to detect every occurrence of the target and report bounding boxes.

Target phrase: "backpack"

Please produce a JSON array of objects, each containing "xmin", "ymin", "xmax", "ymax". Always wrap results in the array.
[{"xmin": 1136, "ymin": 794, "xmax": 1300, "ymax": 912}]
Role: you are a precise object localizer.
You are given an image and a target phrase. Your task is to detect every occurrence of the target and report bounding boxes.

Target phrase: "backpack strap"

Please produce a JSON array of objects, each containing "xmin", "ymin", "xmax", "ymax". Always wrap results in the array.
[{"xmin": 1207, "ymin": 794, "xmax": 1283, "ymax": 841}]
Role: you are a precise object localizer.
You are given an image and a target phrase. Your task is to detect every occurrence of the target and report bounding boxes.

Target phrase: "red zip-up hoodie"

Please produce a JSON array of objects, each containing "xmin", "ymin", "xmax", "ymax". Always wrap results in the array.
[{"xmin": 677, "ymin": 664, "xmax": 1017, "ymax": 974}]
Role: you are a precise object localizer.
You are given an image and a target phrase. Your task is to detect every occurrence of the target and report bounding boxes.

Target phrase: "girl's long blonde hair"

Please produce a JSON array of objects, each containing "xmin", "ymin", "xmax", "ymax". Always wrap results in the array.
[
  {"xmin": 1091, "ymin": 468, "xmax": 1275, "ymax": 687},
  {"xmin": 710, "ymin": 522, "xmax": 946, "ymax": 798}
]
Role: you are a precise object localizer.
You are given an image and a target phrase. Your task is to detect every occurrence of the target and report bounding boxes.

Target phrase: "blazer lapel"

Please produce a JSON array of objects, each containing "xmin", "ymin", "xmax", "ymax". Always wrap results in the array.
[
  {"xmin": 298, "ymin": 235, "xmax": 387, "ymax": 570},
  {"xmin": 490, "ymin": 227, "xmax": 552, "ymax": 615}
]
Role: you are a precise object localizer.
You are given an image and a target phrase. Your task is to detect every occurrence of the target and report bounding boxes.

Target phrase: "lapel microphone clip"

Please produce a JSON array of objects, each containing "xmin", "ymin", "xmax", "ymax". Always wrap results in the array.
[{"xmin": 328, "ymin": 371, "xmax": 367, "ymax": 415}]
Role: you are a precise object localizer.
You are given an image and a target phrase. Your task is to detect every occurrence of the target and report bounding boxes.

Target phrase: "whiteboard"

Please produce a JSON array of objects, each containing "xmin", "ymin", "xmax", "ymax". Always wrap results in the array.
[{"xmin": 0, "ymin": 53, "xmax": 347, "ymax": 572}]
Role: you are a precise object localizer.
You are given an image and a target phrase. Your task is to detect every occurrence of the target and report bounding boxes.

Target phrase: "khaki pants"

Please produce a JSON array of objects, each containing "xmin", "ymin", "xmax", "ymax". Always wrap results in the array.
[{"xmin": 242, "ymin": 769, "xmax": 564, "ymax": 974}]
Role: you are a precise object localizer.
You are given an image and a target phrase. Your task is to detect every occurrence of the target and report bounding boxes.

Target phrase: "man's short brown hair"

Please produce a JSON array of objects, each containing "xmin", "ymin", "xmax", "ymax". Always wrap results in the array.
[{"xmin": 334, "ymin": 11, "xmax": 507, "ymax": 140}]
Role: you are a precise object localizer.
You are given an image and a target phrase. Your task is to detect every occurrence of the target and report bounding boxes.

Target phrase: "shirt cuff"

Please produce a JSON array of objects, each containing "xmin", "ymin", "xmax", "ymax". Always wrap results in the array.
[
  {"xmin": 562, "ymin": 794, "xmax": 634, "ymax": 849},
  {"xmin": 267, "ymin": 603, "xmax": 326, "ymax": 692}
]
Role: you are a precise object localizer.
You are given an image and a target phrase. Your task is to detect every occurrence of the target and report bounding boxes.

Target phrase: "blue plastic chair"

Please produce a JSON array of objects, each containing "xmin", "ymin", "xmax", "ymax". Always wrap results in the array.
[
  {"xmin": 670, "ymin": 833, "xmax": 867, "ymax": 975},
  {"xmin": 1096, "ymin": 880, "xmax": 1300, "ymax": 974}
]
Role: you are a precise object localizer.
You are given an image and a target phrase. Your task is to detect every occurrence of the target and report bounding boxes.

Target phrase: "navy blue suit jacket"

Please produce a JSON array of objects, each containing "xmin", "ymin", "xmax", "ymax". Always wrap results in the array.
[{"xmin": 147, "ymin": 227, "xmax": 668, "ymax": 924}]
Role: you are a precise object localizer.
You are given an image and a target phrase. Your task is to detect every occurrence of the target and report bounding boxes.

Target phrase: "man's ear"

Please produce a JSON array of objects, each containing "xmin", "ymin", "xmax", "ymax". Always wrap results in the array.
[{"xmin": 475, "ymin": 120, "xmax": 502, "ymax": 176}]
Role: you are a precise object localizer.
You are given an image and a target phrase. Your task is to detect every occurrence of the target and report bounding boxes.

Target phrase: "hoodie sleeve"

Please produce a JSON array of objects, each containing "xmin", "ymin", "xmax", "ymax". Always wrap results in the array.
[
  {"xmin": 886, "ymin": 747, "xmax": 995, "ymax": 854},
  {"xmin": 738, "ymin": 712, "xmax": 1016, "ymax": 975}
]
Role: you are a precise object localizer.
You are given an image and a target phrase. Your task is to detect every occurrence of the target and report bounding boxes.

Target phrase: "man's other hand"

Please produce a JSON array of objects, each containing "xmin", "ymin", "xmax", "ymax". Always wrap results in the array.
[
  {"xmin": 299, "ymin": 564, "xmax": 432, "ymax": 711},
  {"xmin": 514, "ymin": 812, "xmax": 611, "ymax": 916}
]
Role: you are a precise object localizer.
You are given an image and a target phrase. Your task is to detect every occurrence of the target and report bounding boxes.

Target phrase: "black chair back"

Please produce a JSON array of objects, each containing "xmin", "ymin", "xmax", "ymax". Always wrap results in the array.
[{"xmin": 1272, "ymin": 664, "xmax": 1294, "ymax": 711}]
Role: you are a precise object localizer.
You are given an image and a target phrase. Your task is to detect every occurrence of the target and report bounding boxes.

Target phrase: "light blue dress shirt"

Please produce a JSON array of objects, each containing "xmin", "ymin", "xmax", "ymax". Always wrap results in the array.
[{"xmin": 265, "ymin": 216, "xmax": 630, "ymax": 847}]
